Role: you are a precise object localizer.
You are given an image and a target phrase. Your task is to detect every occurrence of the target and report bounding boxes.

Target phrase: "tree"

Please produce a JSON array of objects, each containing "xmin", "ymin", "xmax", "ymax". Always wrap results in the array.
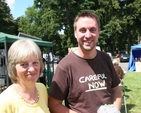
[
  {"xmin": 18, "ymin": 0, "xmax": 141, "ymax": 56},
  {"xmin": 0, "ymin": 1, "xmax": 17, "ymax": 35}
]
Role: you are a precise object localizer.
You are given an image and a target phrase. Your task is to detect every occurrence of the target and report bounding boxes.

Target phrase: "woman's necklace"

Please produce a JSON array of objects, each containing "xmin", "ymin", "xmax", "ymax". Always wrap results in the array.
[{"xmin": 14, "ymin": 85, "xmax": 39, "ymax": 104}]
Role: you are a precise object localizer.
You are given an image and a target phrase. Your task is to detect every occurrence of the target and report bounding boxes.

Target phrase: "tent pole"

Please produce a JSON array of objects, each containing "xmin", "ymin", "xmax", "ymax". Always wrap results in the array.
[{"xmin": 4, "ymin": 38, "xmax": 9, "ymax": 87}]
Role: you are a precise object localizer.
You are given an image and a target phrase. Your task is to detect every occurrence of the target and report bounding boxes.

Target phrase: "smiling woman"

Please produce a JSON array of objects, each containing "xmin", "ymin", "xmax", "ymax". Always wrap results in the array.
[
  {"xmin": 0, "ymin": 39, "xmax": 50, "ymax": 113},
  {"xmin": 7, "ymin": 39, "xmax": 44, "ymax": 83}
]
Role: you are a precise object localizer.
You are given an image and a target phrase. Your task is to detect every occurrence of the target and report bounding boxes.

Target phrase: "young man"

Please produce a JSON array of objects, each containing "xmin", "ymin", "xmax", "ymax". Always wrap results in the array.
[{"xmin": 49, "ymin": 10, "xmax": 122, "ymax": 113}]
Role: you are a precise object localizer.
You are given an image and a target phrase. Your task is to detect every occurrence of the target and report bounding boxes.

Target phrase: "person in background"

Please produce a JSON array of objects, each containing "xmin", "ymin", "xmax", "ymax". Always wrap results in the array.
[
  {"xmin": 114, "ymin": 65, "xmax": 124, "ymax": 86},
  {"xmin": 49, "ymin": 51, "xmax": 53, "ymax": 63},
  {"xmin": 113, "ymin": 59, "xmax": 126, "ymax": 75},
  {"xmin": 39, "ymin": 58, "xmax": 47, "ymax": 86},
  {"xmin": 0, "ymin": 39, "xmax": 50, "ymax": 113},
  {"xmin": 49, "ymin": 10, "xmax": 122, "ymax": 113}
]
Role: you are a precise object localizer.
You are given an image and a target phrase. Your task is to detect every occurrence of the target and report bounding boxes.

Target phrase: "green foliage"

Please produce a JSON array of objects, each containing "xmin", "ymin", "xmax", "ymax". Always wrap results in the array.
[
  {"xmin": 18, "ymin": 6, "xmax": 41, "ymax": 38},
  {"xmin": 0, "ymin": 1, "xmax": 17, "ymax": 35},
  {"xmin": 17, "ymin": 0, "xmax": 141, "ymax": 56}
]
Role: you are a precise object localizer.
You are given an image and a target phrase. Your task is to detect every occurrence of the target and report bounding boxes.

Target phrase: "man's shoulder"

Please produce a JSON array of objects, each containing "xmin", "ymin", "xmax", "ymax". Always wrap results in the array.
[
  {"xmin": 97, "ymin": 50, "xmax": 113, "ymax": 62},
  {"xmin": 97, "ymin": 50, "xmax": 110, "ymax": 58},
  {"xmin": 57, "ymin": 52, "xmax": 77, "ymax": 69},
  {"xmin": 60, "ymin": 52, "xmax": 75, "ymax": 62}
]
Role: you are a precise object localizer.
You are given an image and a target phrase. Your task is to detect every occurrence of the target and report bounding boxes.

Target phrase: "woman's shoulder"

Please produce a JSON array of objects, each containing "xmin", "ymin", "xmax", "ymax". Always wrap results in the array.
[
  {"xmin": 36, "ymin": 83, "xmax": 48, "ymax": 93},
  {"xmin": 0, "ymin": 85, "xmax": 14, "ymax": 103},
  {"xmin": 36, "ymin": 83, "xmax": 46, "ymax": 89},
  {"xmin": 36, "ymin": 83, "xmax": 48, "ymax": 99}
]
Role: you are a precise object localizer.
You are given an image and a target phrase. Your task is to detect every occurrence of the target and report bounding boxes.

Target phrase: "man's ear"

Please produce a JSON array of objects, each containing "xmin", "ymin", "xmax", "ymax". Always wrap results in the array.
[{"xmin": 74, "ymin": 30, "xmax": 77, "ymax": 39}]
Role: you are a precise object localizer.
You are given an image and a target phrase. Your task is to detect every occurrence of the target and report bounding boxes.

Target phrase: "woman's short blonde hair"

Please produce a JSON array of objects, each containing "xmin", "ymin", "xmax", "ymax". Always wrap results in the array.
[{"xmin": 8, "ymin": 39, "xmax": 44, "ymax": 83}]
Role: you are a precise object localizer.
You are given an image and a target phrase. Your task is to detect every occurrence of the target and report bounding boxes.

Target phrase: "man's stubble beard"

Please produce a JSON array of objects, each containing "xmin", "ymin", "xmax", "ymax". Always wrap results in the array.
[{"xmin": 79, "ymin": 42, "xmax": 96, "ymax": 52}]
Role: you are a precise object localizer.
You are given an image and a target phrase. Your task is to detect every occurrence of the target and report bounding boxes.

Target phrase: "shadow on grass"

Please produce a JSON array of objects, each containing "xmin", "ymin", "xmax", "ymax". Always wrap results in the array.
[
  {"xmin": 121, "ymin": 104, "xmax": 135, "ymax": 113},
  {"xmin": 124, "ymin": 85, "xmax": 131, "ymax": 100},
  {"xmin": 120, "ymin": 85, "xmax": 136, "ymax": 113},
  {"xmin": 124, "ymin": 85, "xmax": 132, "ymax": 92}
]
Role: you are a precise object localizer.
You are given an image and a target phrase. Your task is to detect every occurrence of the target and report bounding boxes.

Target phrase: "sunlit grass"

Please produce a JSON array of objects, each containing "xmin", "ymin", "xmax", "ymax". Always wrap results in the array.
[{"xmin": 121, "ymin": 72, "xmax": 141, "ymax": 113}]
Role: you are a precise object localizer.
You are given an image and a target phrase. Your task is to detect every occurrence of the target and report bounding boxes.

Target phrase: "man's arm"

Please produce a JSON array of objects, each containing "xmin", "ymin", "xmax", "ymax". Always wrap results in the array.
[
  {"xmin": 111, "ymin": 86, "xmax": 122, "ymax": 110},
  {"xmin": 48, "ymin": 96, "xmax": 77, "ymax": 113}
]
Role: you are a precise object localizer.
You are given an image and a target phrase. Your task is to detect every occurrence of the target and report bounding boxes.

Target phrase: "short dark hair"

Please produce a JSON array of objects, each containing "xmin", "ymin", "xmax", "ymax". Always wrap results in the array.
[
  {"xmin": 114, "ymin": 65, "xmax": 124, "ymax": 80},
  {"xmin": 73, "ymin": 10, "xmax": 100, "ymax": 30}
]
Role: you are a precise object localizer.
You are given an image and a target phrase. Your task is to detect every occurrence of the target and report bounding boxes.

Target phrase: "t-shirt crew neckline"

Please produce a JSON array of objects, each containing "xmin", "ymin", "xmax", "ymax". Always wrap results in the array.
[{"xmin": 71, "ymin": 50, "xmax": 99, "ymax": 61}]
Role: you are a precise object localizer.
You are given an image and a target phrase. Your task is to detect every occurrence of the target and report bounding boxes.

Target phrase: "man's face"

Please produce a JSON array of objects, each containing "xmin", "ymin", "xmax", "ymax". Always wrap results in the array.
[{"xmin": 74, "ymin": 17, "xmax": 100, "ymax": 51}]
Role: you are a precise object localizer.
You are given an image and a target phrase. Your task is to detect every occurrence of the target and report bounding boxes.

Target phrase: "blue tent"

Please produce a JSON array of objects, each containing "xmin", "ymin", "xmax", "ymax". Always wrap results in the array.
[{"xmin": 128, "ymin": 43, "xmax": 141, "ymax": 71}]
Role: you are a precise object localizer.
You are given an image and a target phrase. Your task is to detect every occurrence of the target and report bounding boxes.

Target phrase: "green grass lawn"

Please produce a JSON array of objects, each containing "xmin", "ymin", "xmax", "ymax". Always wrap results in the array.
[{"xmin": 121, "ymin": 72, "xmax": 141, "ymax": 113}]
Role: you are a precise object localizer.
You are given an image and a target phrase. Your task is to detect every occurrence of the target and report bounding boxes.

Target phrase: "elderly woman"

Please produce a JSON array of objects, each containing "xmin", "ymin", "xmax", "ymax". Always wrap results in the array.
[{"xmin": 0, "ymin": 39, "xmax": 50, "ymax": 113}]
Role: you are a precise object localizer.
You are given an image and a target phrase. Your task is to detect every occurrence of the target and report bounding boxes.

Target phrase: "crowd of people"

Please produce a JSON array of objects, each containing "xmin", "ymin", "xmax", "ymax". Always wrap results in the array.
[{"xmin": 0, "ymin": 10, "xmax": 124, "ymax": 113}]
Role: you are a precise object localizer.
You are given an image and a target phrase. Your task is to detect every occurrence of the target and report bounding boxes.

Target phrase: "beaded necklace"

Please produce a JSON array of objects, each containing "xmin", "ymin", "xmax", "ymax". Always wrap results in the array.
[{"xmin": 14, "ymin": 86, "xmax": 39, "ymax": 104}]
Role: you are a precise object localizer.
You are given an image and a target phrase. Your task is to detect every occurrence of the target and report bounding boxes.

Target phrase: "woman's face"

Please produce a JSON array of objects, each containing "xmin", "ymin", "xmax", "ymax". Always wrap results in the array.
[{"xmin": 15, "ymin": 55, "xmax": 41, "ymax": 85}]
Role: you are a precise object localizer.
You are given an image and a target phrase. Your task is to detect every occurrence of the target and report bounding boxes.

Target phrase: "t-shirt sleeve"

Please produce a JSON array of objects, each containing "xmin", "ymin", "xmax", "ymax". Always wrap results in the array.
[{"xmin": 49, "ymin": 65, "xmax": 69, "ymax": 100}]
